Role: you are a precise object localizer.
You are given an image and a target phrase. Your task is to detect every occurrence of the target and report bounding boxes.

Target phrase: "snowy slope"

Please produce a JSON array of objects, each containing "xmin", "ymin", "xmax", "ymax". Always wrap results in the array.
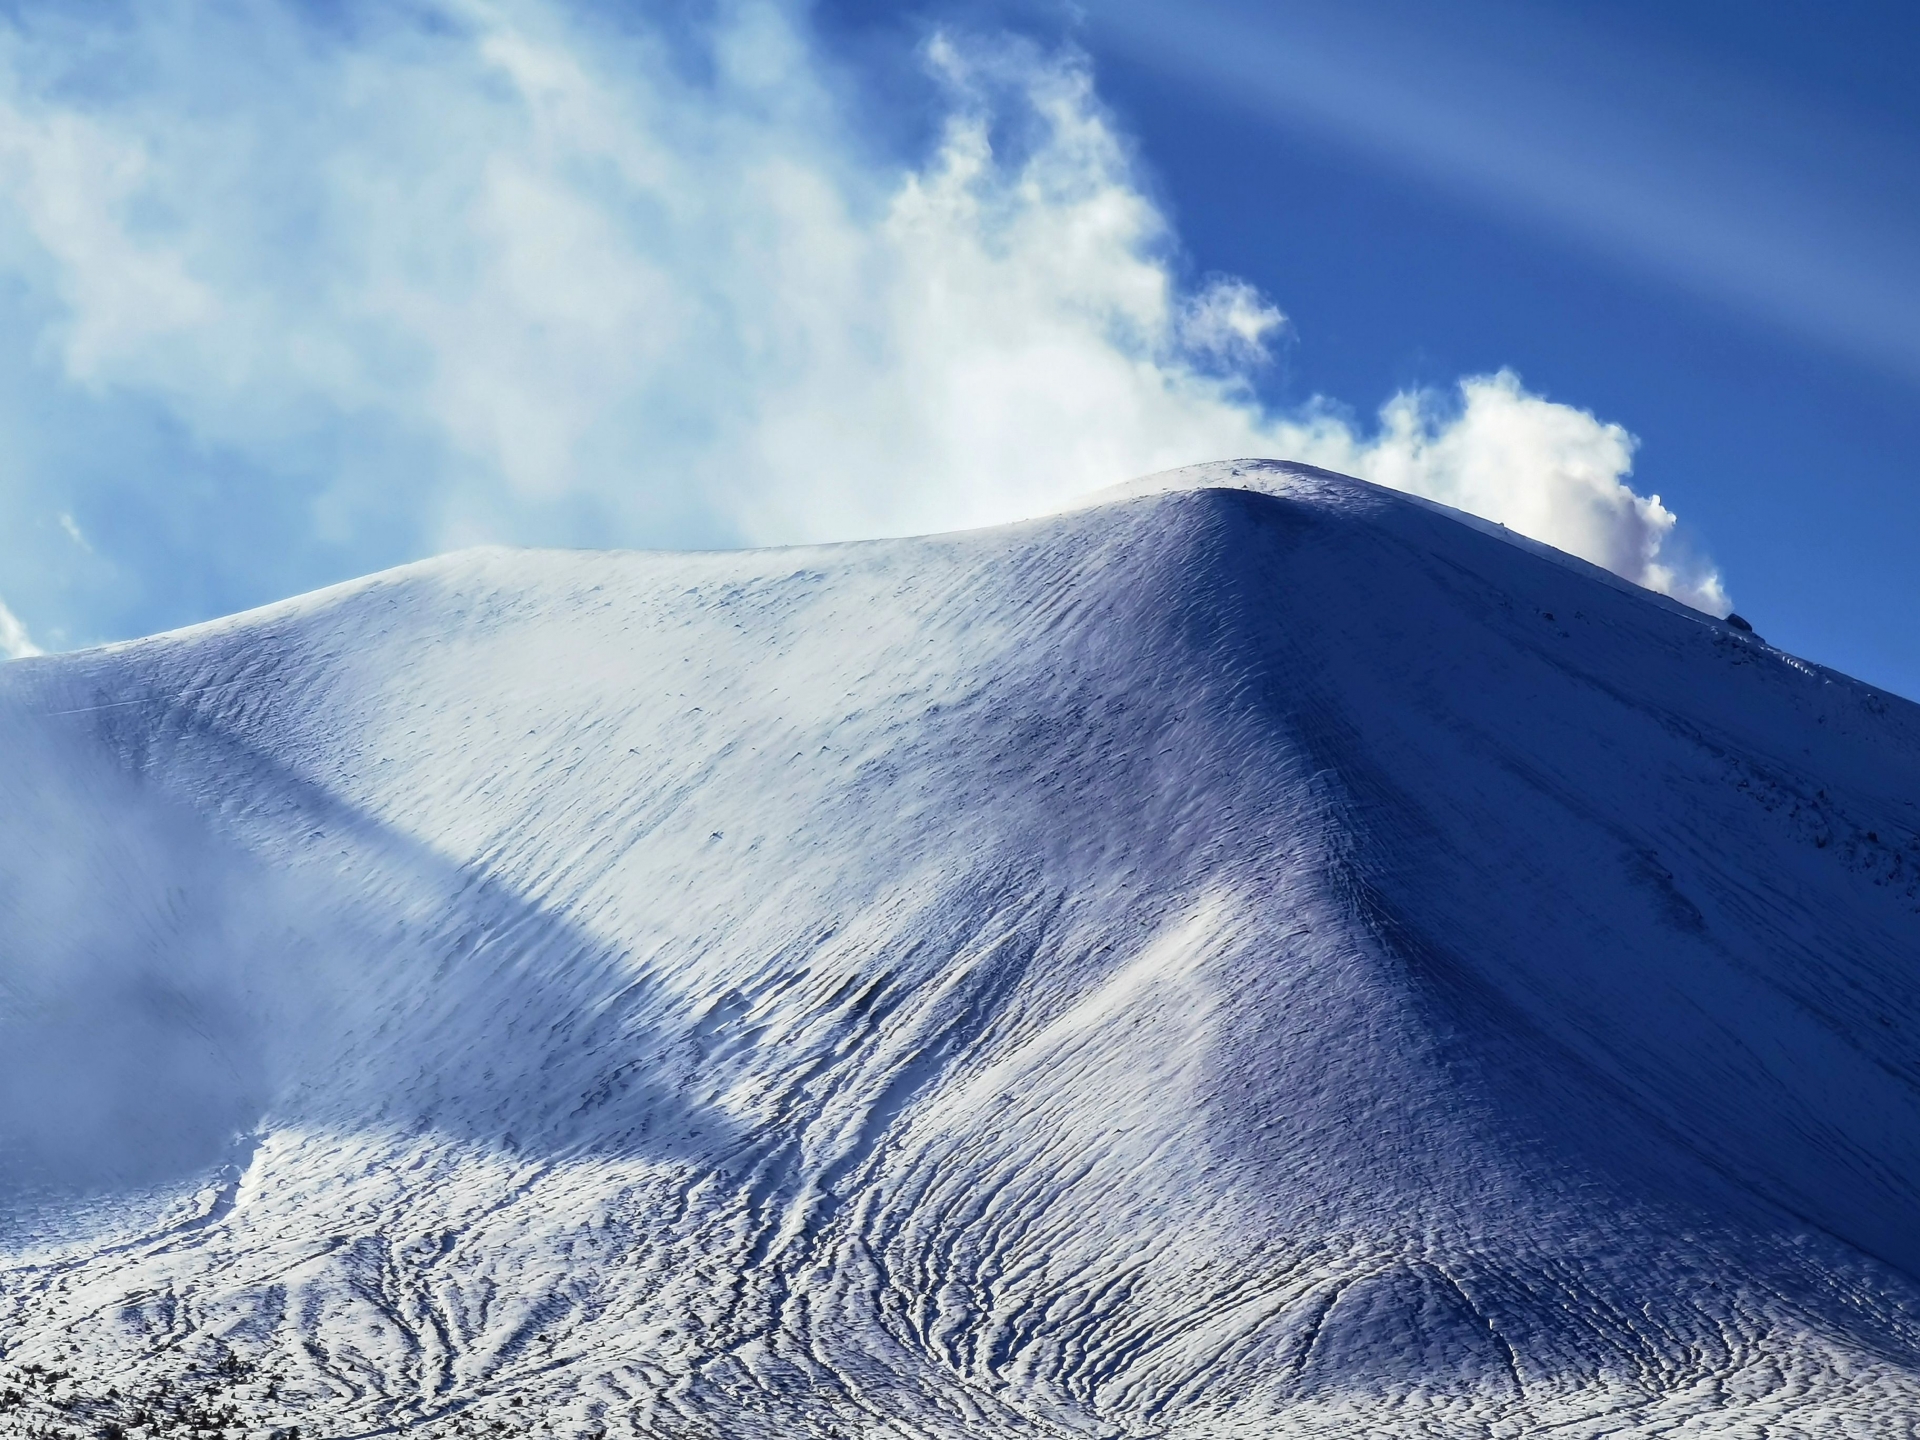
[{"xmin": 2, "ymin": 461, "xmax": 1919, "ymax": 1439}]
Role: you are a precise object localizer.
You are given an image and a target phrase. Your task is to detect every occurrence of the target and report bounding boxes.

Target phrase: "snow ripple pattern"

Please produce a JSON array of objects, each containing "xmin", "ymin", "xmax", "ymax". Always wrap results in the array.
[{"xmin": 2, "ymin": 463, "xmax": 1919, "ymax": 1438}]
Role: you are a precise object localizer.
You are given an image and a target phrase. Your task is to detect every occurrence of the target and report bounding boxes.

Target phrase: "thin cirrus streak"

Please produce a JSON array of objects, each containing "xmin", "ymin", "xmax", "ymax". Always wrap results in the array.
[{"xmin": 1086, "ymin": 0, "xmax": 1920, "ymax": 386}]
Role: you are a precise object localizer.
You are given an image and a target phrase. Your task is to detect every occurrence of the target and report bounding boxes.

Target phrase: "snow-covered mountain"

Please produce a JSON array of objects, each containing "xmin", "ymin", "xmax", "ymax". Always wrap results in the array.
[{"xmin": 3, "ymin": 461, "xmax": 1919, "ymax": 1439}]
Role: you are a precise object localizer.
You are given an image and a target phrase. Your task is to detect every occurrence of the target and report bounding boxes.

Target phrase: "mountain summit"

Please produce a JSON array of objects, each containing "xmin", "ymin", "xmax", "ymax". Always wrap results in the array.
[{"xmin": 3, "ymin": 462, "xmax": 1918, "ymax": 1437}]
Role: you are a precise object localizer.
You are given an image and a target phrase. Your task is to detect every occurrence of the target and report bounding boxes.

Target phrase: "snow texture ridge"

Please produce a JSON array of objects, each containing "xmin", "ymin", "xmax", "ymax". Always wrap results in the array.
[{"xmin": 2, "ymin": 460, "xmax": 1919, "ymax": 1438}]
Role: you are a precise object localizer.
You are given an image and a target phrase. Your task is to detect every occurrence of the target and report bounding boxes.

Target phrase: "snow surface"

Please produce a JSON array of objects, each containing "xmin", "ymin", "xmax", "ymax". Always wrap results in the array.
[{"xmin": 2, "ymin": 460, "xmax": 1919, "ymax": 1438}]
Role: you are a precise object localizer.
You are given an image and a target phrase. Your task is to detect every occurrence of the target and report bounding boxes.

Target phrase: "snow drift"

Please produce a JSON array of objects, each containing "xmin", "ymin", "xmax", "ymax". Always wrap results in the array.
[{"xmin": 1, "ymin": 461, "xmax": 1918, "ymax": 1438}]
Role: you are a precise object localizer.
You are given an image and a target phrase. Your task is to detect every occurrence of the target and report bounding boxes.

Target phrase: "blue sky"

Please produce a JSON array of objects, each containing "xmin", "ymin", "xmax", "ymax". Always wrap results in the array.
[
  {"xmin": 0, "ymin": 1, "xmax": 1915, "ymax": 699},
  {"xmin": 1090, "ymin": 0, "xmax": 1920, "ymax": 702}
]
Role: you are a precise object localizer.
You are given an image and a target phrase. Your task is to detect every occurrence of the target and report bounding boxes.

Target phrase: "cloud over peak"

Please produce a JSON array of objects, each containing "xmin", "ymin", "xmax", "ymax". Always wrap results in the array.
[{"xmin": 0, "ymin": 0, "xmax": 1725, "ymax": 647}]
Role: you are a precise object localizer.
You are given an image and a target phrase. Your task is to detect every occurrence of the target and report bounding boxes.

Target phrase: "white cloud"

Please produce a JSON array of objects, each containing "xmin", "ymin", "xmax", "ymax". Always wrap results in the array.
[
  {"xmin": 0, "ymin": 0, "xmax": 1726, "ymax": 634},
  {"xmin": 0, "ymin": 595, "xmax": 40, "ymax": 658},
  {"xmin": 1277, "ymin": 372, "xmax": 1729, "ymax": 614},
  {"xmin": 0, "ymin": 101, "xmax": 215, "ymax": 381},
  {"xmin": 1180, "ymin": 279, "xmax": 1288, "ymax": 365}
]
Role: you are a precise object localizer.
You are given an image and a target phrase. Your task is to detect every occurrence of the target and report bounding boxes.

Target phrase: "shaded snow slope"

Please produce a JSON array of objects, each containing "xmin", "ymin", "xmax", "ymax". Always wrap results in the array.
[{"xmin": 3, "ymin": 461, "xmax": 1919, "ymax": 1438}]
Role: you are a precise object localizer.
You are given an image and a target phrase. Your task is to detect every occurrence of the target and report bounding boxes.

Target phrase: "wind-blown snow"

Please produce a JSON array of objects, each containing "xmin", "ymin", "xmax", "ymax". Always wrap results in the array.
[{"xmin": 0, "ymin": 462, "xmax": 1916, "ymax": 1438}]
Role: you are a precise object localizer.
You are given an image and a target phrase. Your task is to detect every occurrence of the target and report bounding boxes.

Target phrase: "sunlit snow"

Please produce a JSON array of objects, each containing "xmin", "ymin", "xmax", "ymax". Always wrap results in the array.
[{"xmin": 1, "ymin": 462, "xmax": 1916, "ymax": 1437}]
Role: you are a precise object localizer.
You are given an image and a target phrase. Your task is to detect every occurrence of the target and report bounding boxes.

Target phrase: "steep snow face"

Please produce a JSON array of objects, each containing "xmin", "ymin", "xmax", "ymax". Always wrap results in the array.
[{"xmin": 2, "ymin": 462, "xmax": 1919, "ymax": 1438}]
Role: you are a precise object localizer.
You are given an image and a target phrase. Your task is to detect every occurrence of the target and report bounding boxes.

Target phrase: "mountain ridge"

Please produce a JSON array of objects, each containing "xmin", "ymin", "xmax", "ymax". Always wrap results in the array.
[{"xmin": 1, "ymin": 462, "xmax": 1917, "ymax": 1437}]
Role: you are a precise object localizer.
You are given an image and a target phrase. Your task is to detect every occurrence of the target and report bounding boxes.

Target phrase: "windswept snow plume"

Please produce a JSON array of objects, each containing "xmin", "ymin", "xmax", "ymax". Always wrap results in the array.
[
  {"xmin": 0, "ymin": 0, "xmax": 1723, "ymax": 639},
  {"xmin": 1283, "ymin": 372, "xmax": 1729, "ymax": 614},
  {"xmin": 0, "ymin": 719, "xmax": 269, "ymax": 1188},
  {"xmin": 0, "ymin": 598, "xmax": 37, "ymax": 659}
]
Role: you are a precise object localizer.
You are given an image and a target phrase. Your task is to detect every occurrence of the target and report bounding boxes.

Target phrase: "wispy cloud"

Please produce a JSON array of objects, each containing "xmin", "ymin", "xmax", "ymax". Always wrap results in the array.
[{"xmin": 0, "ymin": 0, "xmax": 1725, "ymax": 646}]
